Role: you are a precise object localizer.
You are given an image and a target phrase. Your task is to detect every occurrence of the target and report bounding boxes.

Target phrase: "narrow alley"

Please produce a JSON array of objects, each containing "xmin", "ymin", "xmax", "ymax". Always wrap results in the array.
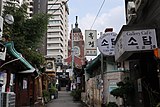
[{"xmin": 46, "ymin": 91, "xmax": 87, "ymax": 107}]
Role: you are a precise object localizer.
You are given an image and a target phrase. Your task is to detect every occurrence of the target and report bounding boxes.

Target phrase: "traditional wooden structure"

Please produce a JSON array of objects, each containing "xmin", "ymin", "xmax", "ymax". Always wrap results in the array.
[{"xmin": 0, "ymin": 41, "xmax": 42, "ymax": 107}]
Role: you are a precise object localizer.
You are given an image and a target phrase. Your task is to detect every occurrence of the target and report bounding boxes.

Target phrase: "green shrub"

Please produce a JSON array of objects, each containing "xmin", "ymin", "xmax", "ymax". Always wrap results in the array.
[
  {"xmin": 42, "ymin": 90, "xmax": 50, "ymax": 103},
  {"xmin": 71, "ymin": 89, "xmax": 82, "ymax": 101},
  {"xmin": 49, "ymin": 86, "xmax": 58, "ymax": 95}
]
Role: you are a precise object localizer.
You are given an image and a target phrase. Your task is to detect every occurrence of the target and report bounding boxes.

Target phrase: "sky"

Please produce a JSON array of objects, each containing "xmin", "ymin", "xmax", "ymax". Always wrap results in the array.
[
  {"xmin": 68, "ymin": 0, "xmax": 126, "ymax": 60},
  {"xmin": 68, "ymin": 0, "xmax": 126, "ymax": 35}
]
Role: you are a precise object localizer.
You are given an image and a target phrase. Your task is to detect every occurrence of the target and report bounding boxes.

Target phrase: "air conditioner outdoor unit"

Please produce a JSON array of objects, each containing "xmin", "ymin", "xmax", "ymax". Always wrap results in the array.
[
  {"xmin": 127, "ymin": 1, "xmax": 136, "ymax": 24},
  {"xmin": 1, "ymin": 92, "xmax": 16, "ymax": 107},
  {"xmin": 135, "ymin": 0, "xmax": 142, "ymax": 11},
  {"xmin": 127, "ymin": 1, "xmax": 136, "ymax": 14},
  {"xmin": 127, "ymin": 13, "xmax": 136, "ymax": 24}
]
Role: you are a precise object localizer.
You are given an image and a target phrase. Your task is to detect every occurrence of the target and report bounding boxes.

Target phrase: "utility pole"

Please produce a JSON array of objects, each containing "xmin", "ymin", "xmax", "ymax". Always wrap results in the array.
[
  {"xmin": 71, "ymin": 24, "xmax": 75, "ymax": 90},
  {"xmin": 98, "ymin": 29, "xmax": 115, "ymax": 106},
  {"xmin": 0, "ymin": 0, "xmax": 2, "ymax": 16},
  {"xmin": 100, "ymin": 53, "xmax": 104, "ymax": 106},
  {"xmin": 0, "ymin": 1, "xmax": 2, "ymax": 106},
  {"xmin": 71, "ymin": 24, "xmax": 74, "ymax": 71},
  {"xmin": 100, "ymin": 32, "xmax": 105, "ymax": 107}
]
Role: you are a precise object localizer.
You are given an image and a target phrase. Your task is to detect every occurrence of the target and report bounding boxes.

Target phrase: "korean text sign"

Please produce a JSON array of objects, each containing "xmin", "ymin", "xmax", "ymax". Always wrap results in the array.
[
  {"xmin": 115, "ymin": 29, "xmax": 157, "ymax": 61},
  {"xmin": 97, "ymin": 32, "xmax": 117, "ymax": 56},
  {"xmin": 85, "ymin": 30, "xmax": 97, "ymax": 56}
]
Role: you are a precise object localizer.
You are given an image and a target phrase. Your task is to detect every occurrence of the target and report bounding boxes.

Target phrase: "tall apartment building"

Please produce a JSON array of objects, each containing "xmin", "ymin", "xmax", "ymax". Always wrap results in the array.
[
  {"xmin": 24, "ymin": 0, "xmax": 48, "ymax": 18},
  {"xmin": 47, "ymin": 0, "xmax": 69, "ymax": 66}
]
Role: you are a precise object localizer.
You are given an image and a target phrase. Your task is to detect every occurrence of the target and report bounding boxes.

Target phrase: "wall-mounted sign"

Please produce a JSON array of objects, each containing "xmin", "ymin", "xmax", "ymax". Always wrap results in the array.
[
  {"xmin": 85, "ymin": 30, "xmax": 97, "ymax": 56},
  {"xmin": 115, "ymin": 29, "xmax": 157, "ymax": 61},
  {"xmin": 97, "ymin": 32, "xmax": 117, "ymax": 56}
]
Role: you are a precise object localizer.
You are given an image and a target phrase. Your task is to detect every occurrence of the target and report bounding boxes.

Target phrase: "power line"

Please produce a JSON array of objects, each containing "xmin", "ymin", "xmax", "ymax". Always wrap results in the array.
[{"xmin": 90, "ymin": 0, "xmax": 105, "ymax": 30}]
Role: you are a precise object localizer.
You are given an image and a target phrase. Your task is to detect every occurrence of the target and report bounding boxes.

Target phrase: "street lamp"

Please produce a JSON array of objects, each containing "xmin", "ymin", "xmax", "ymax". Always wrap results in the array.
[
  {"xmin": 4, "ymin": 14, "xmax": 14, "ymax": 25},
  {"xmin": 0, "ymin": 14, "xmax": 14, "ymax": 39}
]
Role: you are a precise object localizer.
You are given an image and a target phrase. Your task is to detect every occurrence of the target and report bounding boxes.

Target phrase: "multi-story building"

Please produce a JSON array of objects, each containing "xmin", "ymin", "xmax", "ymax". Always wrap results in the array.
[
  {"xmin": 32, "ymin": 0, "xmax": 48, "ymax": 55},
  {"xmin": 47, "ymin": 0, "xmax": 69, "ymax": 66},
  {"xmin": 115, "ymin": 0, "xmax": 160, "ymax": 107}
]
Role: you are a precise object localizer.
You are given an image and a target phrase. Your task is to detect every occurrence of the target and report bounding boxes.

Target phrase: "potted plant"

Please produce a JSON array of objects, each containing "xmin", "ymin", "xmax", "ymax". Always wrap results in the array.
[
  {"xmin": 71, "ymin": 89, "xmax": 82, "ymax": 101},
  {"xmin": 42, "ymin": 90, "xmax": 50, "ymax": 103},
  {"xmin": 110, "ymin": 77, "xmax": 134, "ymax": 107},
  {"xmin": 49, "ymin": 84, "xmax": 58, "ymax": 99}
]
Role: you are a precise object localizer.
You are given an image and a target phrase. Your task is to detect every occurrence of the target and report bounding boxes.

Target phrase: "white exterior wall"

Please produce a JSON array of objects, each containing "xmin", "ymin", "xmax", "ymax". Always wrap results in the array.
[
  {"xmin": 103, "ymin": 72, "xmax": 123, "ymax": 106},
  {"xmin": 47, "ymin": 0, "xmax": 69, "ymax": 64}
]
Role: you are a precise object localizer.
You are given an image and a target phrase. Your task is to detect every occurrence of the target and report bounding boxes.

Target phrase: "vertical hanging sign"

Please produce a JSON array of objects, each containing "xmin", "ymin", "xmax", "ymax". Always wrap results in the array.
[{"xmin": 85, "ymin": 30, "xmax": 97, "ymax": 56}]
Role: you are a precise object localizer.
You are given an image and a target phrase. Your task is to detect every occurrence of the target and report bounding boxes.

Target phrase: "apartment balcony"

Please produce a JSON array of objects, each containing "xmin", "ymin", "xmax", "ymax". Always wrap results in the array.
[
  {"xmin": 47, "ymin": 52, "xmax": 63, "ymax": 57},
  {"xmin": 47, "ymin": 28, "xmax": 63, "ymax": 33},
  {"xmin": 47, "ymin": 34, "xmax": 63, "ymax": 39},
  {"xmin": 48, "ymin": 4, "xmax": 60, "ymax": 10},
  {"xmin": 48, "ymin": 22, "xmax": 62, "ymax": 27},
  {"xmin": 49, "ymin": 15, "xmax": 63, "ymax": 21},
  {"xmin": 47, "ymin": 39, "xmax": 63, "ymax": 45},
  {"xmin": 48, "ymin": 10, "xmax": 62, "ymax": 15},
  {"xmin": 47, "ymin": 46, "xmax": 63, "ymax": 51}
]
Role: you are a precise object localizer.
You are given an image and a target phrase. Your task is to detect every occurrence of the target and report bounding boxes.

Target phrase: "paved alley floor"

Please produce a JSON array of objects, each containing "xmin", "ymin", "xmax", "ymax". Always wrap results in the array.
[{"xmin": 46, "ymin": 91, "xmax": 87, "ymax": 107}]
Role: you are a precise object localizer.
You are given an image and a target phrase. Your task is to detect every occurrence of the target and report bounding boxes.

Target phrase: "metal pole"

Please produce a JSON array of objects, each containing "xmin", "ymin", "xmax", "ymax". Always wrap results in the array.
[
  {"xmin": 71, "ymin": 24, "xmax": 74, "ymax": 70},
  {"xmin": 0, "ymin": 0, "xmax": 3, "ymax": 102},
  {"xmin": 100, "ymin": 32, "xmax": 105, "ymax": 106},
  {"xmin": 101, "ymin": 53, "xmax": 104, "ymax": 106},
  {"xmin": 71, "ymin": 24, "xmax": 75, "ymax": 90},
  {"xmin": 0, "ymin": 0, "xmax": 2, "ymax": 16},
  {"xmin": 0, "ymin": 1, "xmax": 2, "ymax": 106}
]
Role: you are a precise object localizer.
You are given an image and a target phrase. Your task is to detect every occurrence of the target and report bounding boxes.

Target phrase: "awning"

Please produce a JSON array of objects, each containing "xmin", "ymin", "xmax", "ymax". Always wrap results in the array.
[
  {"xmin": 4, "ymin": 41, "xmax": 35, "ymax": 73},
  {"xmin": 86, "ymin": 54, "xmax": 101, "ymax": 74}
]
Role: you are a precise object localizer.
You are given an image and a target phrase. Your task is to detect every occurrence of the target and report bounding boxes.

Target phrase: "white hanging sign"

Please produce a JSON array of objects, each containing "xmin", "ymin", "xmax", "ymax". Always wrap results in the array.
[
  {"xmin": 97, "ymin": 32, "xmax": 117, "ymax": 56},
  {"xmin": 115, "ymin": 29, "xmax": 157, "ymax": 61},
  {"xmin": 85, "ymin": 30, "xmax": 97, "ymax": 56}
]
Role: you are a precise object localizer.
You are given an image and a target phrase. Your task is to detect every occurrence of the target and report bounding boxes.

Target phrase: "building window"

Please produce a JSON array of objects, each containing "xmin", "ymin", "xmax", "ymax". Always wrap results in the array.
[
  {"xmin": 22, "ymin": 78, "xmax": 27, "ymax": 89},
  {"xmin": 30, "ymin": 13, "xmax": 33, "ymax": 17},
  {"xmin": 30, "ymin": 2, "xmax": 33, "ymax": 5},
  {"xmin": 48, "ymin": 20, "xmax": 60, "ymax": 25},
  {"xmin": 30, "ymin": 8, "xmax": 33, "ymax": 11}
]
